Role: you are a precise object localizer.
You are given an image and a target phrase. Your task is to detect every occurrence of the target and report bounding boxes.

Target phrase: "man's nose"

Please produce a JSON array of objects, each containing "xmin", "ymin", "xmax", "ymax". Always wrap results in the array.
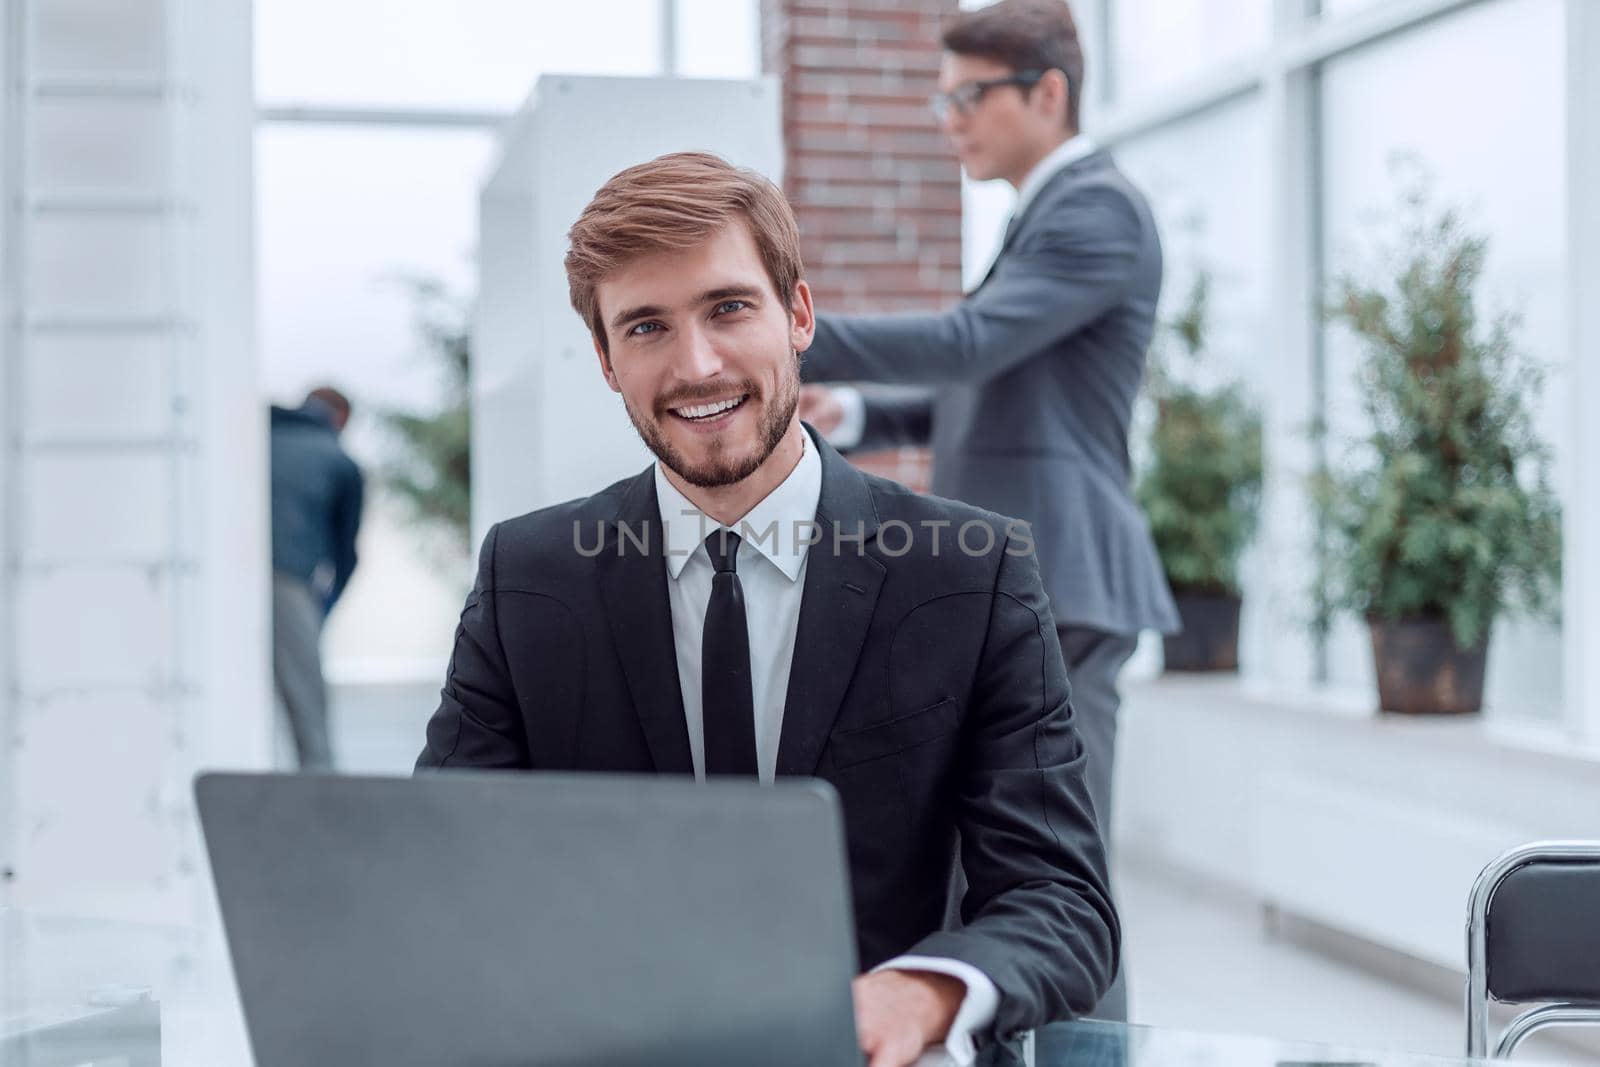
[{"xmin": 673, "ymin": 323, "xmax": 724, "ymax": 381}]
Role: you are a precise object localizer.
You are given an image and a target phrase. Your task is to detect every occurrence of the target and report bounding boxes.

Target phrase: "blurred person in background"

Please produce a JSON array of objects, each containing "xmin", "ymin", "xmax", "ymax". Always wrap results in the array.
[
  {"xmin": 798, "ymin": 0, "xmax": 1177, "ymax": 1021},
  {"xmin": 270, "ymin": 386, "xmax": 364, "ymax": 770}
]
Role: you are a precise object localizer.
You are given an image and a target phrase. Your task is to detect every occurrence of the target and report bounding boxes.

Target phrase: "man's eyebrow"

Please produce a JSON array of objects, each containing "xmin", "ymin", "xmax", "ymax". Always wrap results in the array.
[
  {"xmin": 609, "ymin": 303, "xmax": 666, "ymax": 332},
  {"xmin": 699, "ymin": 285, "xmax": 763, "ymax": 304},
  {"xmin": 608, "ymin": 286, "xmax": 764, "ymax": 333}
]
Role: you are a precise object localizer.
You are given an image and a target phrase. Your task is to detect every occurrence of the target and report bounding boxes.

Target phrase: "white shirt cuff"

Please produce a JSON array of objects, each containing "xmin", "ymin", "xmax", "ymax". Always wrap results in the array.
[
  {"xmin": 825, "ymin": 385, "xmax": 867, "ymax": 450},
  {"xmin": 873, "ymin": 954, "xmax": 999, "ymax": 1066}
]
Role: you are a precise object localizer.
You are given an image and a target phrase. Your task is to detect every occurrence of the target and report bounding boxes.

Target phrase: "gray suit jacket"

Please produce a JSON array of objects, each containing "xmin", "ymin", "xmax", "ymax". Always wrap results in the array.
[{"xmin": 802, "ymin": 148, "xmax": 1179, "ymax": 636}]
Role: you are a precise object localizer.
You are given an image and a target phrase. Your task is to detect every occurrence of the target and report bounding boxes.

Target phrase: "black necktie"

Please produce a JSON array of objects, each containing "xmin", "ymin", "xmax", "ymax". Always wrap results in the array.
[{"xmin": 701, "ymin": 530, "xmax": 757, "ymax": 776}]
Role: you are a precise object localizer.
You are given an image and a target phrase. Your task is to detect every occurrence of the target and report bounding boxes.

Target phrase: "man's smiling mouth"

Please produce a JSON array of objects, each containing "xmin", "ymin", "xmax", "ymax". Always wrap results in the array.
[{"xmin": 669, "ymin": 395, "xmax": 749, "ymax": 422}]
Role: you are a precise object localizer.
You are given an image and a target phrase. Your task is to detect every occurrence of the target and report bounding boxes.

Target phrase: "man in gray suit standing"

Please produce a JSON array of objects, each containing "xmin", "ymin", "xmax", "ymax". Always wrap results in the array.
[{"xmin": 800, "ymin": 0, "xmax": 1177, "ymax": 1021}]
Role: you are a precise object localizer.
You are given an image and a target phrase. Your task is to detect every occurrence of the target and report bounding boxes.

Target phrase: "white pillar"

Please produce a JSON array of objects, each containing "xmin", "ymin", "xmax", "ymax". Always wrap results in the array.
[
  {"xmin": 185, "ymin": 0, "xmax": 276, "ymax": 818},
  {"xmin": 1254, "ymin": 0, "xmax": 1323, "ymax": 698},
  {"xmin": 0, "ymin": 0, "xmax": 26, "ymax": 903},
  {"xmin": 660, "ymin": 0, "xmax": 679, "ymax": 75},
  {"xmin": 2, "ymin": 0, "xmax": 269, "ymax": 924},
  {"xmin": 1564, "ymin": 0, "xmax": 1600, "ymax": 744}
]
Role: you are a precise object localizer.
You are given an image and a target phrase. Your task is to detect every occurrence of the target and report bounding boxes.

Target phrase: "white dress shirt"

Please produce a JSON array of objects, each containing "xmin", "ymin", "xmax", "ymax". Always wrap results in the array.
[
  {"xmin": 1012, "ymin": 133, "xmax": 1098, "ymax": 218},
  {"xmin": 823, "ymin": 134, "xmax": 1100, "ymax": 451},
  {"xmin": 652, "ymin": 432, "xmax": 999, "ymax": 1065},
  {"xmin": 654, "ymin": 438, "xmax": 817, "ymax": 783}
]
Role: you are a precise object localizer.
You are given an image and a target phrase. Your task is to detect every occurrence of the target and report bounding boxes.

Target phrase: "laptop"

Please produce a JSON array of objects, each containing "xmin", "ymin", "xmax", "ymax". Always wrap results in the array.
[{"xmin": 196, "ymin": 771, "xmax": 862, "ymax": 1067}]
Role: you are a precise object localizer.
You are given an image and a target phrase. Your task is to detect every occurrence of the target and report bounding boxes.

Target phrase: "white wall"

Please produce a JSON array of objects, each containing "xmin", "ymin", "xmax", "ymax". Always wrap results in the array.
[{"xmin": 1, "ymin": 0, "xmax": 269, "ymax": 923}]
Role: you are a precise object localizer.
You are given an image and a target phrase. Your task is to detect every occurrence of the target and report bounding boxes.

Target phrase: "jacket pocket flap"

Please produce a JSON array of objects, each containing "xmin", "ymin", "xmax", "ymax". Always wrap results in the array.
[{"xmin": 830, "ymin": 697, "xmax": 960, "ymax": 768}]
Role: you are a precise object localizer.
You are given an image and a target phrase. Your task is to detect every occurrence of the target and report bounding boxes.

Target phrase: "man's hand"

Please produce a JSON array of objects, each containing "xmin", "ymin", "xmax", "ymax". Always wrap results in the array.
[
  {"xmin": 852, "ymin": 968, "xmax": 966, "ymax": 1067},
  {"xmin": 799, "ymin": 384, "xmax": 846, "ymax": 436}
]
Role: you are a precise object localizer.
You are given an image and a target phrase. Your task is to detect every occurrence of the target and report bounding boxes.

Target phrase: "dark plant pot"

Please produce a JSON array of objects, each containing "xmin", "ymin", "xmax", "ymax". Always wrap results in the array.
[
  {"xmin": 1162, "ymin": 591, "xmax": 1242, "ymax": 673},
  {"xmin": 1368, "ymin": 616, "xmax": 1489, "ymax": 715}
]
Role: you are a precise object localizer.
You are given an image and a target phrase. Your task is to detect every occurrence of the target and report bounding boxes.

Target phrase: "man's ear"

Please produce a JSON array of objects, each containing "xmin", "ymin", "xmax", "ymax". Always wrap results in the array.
[
  {"xmin": 593, "ymin": 336, "xmax": 621, "ymax": 393},
  {"xmin": 789, "ymin": 278, "xmax": 817, "ymax": 352},
  {"xmin": 1039, "ymin": 68, "xmax": 1070, "ymax": 126}
]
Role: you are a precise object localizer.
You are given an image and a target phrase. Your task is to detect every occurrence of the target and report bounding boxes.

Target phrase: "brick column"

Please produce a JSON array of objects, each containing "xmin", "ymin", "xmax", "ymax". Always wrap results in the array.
[{"xmin": 763, "ymin": 0, "xmax": 963, "ymax": 492}]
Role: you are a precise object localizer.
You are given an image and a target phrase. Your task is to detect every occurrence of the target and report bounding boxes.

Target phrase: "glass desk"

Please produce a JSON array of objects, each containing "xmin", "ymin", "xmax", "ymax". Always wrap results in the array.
[
  {"xmin": 1, "ymin": 908, "xmax": 248, "ymax": 1066},
  {"xmin": 2, "ymin": 908, "xmax": 1503, "ymax": 1066},
  {"xmin": 1020, "ymin": 1020, "xmax": 1498, "ymax": 1067}
]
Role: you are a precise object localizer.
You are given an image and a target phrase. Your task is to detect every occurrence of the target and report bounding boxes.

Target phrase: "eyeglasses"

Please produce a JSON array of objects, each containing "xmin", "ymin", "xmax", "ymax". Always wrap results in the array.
[{"xmin": 929, "ymin": 70, "xmax": 1048, "ymax": 122}]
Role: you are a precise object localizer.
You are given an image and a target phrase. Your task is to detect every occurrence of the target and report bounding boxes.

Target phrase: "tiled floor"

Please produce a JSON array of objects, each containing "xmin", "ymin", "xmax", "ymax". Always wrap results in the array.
[
  {"xmin": 332, "ymin": 694, "xmax": 1589, "ymax": 1065},
  {"xmin": 1118, "ymin": 859, "xmax": 1583, "ymax": 1063}
]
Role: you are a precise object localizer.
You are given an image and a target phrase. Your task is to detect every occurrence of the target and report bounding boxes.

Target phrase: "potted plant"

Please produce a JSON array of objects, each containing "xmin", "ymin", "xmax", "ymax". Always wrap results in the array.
[
  {"xmin": 1318, "ymin": 180, "xmax": 1561, "ymax": 714},
  {"xmin": 1138, "ymin": 271, "xmax": 1264, "ymax": 672},
  {"xmin": 379, "ymin": 276, "xmax": 472, "ymax": 561}
]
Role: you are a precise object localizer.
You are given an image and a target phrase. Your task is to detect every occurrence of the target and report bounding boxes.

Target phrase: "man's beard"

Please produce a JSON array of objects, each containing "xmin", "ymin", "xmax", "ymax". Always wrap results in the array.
[{"xmin": 623, "ymin": 359, "xmax": 799, "ymax": 489}]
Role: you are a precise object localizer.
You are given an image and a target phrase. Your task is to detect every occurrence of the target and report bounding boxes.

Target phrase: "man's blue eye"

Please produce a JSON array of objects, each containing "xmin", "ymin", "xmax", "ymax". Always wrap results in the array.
[
  {"xmin": 630, "ymin": 322, "xmax": 661, "ymax": 336},
  {"xmin": 716, "ymin": 301, "xmax": 748, "ymax": 315}
]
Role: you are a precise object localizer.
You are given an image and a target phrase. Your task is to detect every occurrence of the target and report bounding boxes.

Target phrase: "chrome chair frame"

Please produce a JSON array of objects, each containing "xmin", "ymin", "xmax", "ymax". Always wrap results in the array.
[{"xmin": 1466, "ymin": 840, "xmax": 1600, "ymax": 1058}]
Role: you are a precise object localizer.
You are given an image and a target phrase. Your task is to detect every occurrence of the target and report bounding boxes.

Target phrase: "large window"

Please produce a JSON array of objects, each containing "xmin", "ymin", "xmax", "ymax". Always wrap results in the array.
[
  {"xmin": 1109, "ymin": 0, "xmax": 1272, "ymax": 102},
  {"xmin": 1116, "ymin": 95, "xmax": 1272, "ymax": 676},
  {"xmin": 254, "ymin": 1, "xmax": 761, "ymax": 678},
  {"xmin": 1116, "ymin": 95, "xmax": 1269, "ymax": 389},
  {"xmin": 256, "ymin": 0, "xmax": 668, "ymax": 110},
  {"xmin": 1319, "ymin": 0, "xmax": 1394, "ymax": 20},
  {"xmin": 257, "ymin": 127, "xmax": 494, "ymax": 409},
  {"xmin": 256, "ymin": 125, "xmax": 498, "ymax": 669},
  {"xmin": 1089, "ymin": 0, "xmax": 1581, "ymax": 732},
  {"xmin": 1319, "ymin": 0, "xmax": 1567, "ymax": 721}
]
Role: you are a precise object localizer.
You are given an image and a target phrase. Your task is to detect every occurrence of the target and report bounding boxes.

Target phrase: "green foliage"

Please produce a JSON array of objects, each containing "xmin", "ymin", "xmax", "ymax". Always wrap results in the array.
[
  {"xmin": 1137, "ymin": 272, "xmax": 1265, "ymax": 597},
  {"xmin": 1315, "ymin": 178, "xmax": 1561, "ymax": 649},
  {"xmin": 377, "ymin": 277, "xmax": 471, "ymax": 557}
]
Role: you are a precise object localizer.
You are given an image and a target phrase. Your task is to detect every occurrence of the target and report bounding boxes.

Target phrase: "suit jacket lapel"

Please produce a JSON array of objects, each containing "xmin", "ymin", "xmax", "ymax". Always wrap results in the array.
[
  {"xmin": 596, "ymin": 469, "xmax": 695, "ymax": 774},
  {"xmin": 972, "ymin": 148, "xmax": 1112, "ymax": 294},
  {"xmin": 776, "ymin": 435, "xmax": 886, "ymax": 777}
]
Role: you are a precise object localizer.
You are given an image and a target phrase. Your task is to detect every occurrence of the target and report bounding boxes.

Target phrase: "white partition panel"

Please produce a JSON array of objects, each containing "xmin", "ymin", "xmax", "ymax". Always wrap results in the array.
[
  {"xmin": 1, "ymin": 0, "xmax": 269, "ymax": 924},
  {"xmin": 473, "ymin": 75, "xmax": 782, "ymax": 546}
]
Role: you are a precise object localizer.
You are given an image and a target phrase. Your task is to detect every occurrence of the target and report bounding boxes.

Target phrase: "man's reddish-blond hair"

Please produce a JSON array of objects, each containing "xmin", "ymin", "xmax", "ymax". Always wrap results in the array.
[{"xmin": 564, "ymin": 152, "xmax": 805, "ymax": 353}]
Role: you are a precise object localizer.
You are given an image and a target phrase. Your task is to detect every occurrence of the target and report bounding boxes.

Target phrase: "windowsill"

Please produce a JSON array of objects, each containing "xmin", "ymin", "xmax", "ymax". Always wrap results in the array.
[{"xmin": 1130, "ymin": 672, "xmax": 1600, "ymax": 767}]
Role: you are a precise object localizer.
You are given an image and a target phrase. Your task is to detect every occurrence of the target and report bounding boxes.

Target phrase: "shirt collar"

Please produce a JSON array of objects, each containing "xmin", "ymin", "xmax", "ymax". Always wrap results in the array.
[
  {"xmin": 653, "ymin": 429, "xmax": 822, "ymax": 584},
  {"xmin": 1014, "ymin": 133, "xmax": 1099, "ymax": 218}
]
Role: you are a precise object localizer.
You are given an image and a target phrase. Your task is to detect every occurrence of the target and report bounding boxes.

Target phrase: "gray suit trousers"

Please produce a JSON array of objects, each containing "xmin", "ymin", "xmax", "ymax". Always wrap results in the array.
[
  {"xmin": 1057, "ymin": 626, "xmax": 1137, "ymax": 1023},
  {"xmin": 272, "ymin": 571, "xmax": 335, "ymax": 770}
]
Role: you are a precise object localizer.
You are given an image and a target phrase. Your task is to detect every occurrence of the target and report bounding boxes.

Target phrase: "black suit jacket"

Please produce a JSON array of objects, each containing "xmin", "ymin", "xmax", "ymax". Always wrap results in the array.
[{"xmin": 416, "ymin": 429, "xmax": 1118, "ymax": 1036}]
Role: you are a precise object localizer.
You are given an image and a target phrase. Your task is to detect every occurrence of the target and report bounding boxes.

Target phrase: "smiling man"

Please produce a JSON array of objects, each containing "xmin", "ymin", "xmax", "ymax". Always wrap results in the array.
[{"xmin": 417, "ymin": 152, "xmax": 1116, "ymax": 1066}]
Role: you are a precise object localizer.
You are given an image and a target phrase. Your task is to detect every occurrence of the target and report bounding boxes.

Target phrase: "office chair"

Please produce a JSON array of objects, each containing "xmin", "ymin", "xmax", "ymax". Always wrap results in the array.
[{"xmin": 1466, "ymin": 840, "xmax": 1600, "ymax": 1058}]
